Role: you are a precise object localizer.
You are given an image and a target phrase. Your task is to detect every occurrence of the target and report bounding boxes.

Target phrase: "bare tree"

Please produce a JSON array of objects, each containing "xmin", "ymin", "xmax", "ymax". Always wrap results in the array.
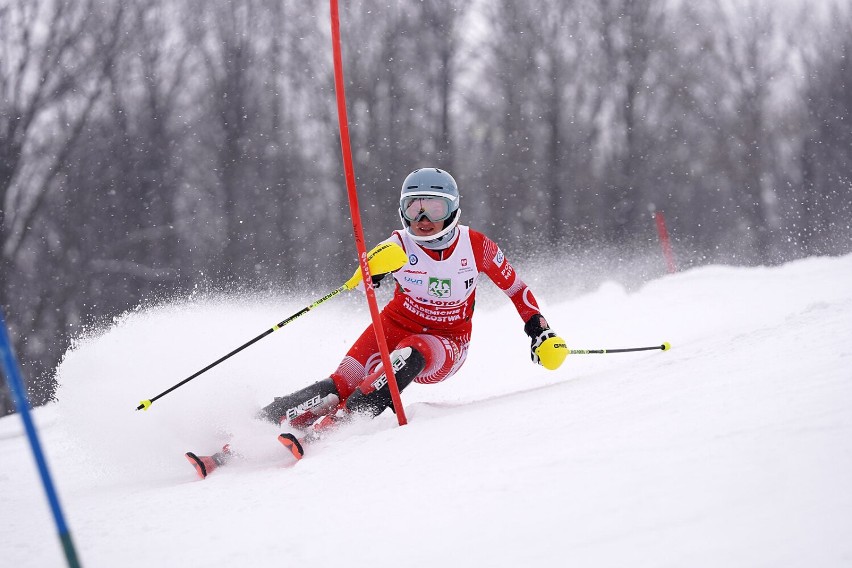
[
  {"xmin": 696, "ymin": 1, "xmax": 792, "ymax": 263},
  {"xmin": 797, "ymin": 6, "xmax": 852, "ymax": 255},
  {"xmin": 469, "ymin": 1, "xmax": 543, "ymax": 238},
  {"xmin": 0, "ymin": 0, "xmax": 128, "ymax": 413},
  {"xmin": 2, "ymin": 0, "xmax": 850, "ymax": 417},
  {"xmin": 584, "ymin": 0, "xmax": 668, "ymax": 245},
  {"xmin": 1, "ymin": 0, "xmax": 101, "ymax": 304},
  {"xmin": 328, "ymin": 0, "xmax": 467, "ymax": 248}
]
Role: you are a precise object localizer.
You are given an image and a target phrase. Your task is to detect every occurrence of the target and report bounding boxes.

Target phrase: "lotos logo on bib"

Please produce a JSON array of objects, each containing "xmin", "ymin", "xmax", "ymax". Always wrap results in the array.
[{"xmin": 428, "ymin": 277, "xmax": 452, "ymax": 298}]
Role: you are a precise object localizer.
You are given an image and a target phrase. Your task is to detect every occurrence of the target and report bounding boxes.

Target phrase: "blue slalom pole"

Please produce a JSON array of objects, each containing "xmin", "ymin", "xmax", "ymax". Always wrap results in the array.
[{"xmin": 0, "ymin": 309, "xmax": 82, "ymax": 568}]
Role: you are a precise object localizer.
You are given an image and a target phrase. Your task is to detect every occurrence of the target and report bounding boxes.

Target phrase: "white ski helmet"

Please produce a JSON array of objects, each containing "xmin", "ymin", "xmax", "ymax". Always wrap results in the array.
[{"xmin": 398, "ymin": 168, "xmax": 461, "ymax": 249}]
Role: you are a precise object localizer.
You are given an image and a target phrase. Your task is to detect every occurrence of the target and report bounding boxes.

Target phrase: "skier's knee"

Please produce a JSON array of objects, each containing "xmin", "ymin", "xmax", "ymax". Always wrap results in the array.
[{"xmin": 345, "ymin": 346, "xmax": 425, "ymax": 417}]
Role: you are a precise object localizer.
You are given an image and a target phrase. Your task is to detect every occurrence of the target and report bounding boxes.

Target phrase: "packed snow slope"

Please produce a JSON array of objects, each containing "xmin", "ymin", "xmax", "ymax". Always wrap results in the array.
[{"xmin": 2, "ymin": 254, "xmax": 851, "ymax": 568}]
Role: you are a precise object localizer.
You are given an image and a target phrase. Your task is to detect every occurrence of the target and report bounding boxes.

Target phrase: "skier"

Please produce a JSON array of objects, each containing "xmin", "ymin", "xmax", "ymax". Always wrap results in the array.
[{"xmin": 187, "ymin": 168, "xmax": 567, "ymax": 478}]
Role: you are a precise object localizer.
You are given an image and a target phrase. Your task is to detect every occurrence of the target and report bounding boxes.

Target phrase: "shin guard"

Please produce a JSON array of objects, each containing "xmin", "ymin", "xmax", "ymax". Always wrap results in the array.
[
  {"xmin": 259, "ymin": 378, "xmax": 340, "ymax": 427},
  {"xmin": 345, "ymin": 347, "xmax": 425, "ymax": 418}
]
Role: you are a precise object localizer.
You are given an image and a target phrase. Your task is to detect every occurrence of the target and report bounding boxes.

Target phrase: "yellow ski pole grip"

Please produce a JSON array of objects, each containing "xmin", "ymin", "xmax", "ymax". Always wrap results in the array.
[
  {"xmin": 535, "ymin": 336, "xmax": 569, "ymax": 370},
  {"xmin": 344, "ymin": 242, "xmax": 408, "ymax": 289}
]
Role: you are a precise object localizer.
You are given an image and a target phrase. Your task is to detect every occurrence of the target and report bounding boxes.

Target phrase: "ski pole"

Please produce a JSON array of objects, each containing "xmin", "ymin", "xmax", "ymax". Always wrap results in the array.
[
  {"xmin": 569, "ymin": 342, "xmax": 671, "ymax": 355},
  {"xmin": 137, "ymin": 242, "xmax": 407, "ymax": 411}
]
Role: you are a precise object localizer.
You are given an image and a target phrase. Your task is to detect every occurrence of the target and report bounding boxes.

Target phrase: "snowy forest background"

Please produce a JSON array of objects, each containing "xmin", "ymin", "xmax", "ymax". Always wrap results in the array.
[{"xmin": 1, "ymin": 0, "xmax": 850, "ymax": 415}]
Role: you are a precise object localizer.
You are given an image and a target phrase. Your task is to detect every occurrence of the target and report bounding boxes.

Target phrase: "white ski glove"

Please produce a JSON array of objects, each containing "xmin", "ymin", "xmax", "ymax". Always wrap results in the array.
[{"xmin": 524, "ymin": 314, "xmax": 569, "ymax": 370}]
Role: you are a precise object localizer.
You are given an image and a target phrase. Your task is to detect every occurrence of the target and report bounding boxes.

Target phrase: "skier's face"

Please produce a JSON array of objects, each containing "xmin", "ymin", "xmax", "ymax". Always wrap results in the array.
[{"xmin": 410, "ymin": 217, "xmax": 445, "ymax": 238}]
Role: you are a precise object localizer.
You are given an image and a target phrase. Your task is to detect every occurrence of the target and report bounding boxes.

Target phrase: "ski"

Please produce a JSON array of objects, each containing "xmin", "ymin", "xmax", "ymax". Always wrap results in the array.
[
  {"xmin": 185, "ymin": 435, "xmax": 306, "ymax": 480},
  {"xmin": 185, "ymin": 410, "xmax": 350, "ymax": 479},
  {"xmin": 278, "ymin": 433, "xmax": 305, "ymax": 461},
  {"xmin": 185, "ymin": 444, "xmax": 232, "ymax": 480}
]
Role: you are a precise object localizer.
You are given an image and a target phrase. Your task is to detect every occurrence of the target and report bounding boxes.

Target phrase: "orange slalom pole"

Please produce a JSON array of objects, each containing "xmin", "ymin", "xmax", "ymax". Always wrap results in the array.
[
  {"xmin": 329, "ymin": 0, "xmax": 407, "ymax": 425},
  {"xmin": 654, "ymin": 211, "xmax": 677, "ymax": 274}
]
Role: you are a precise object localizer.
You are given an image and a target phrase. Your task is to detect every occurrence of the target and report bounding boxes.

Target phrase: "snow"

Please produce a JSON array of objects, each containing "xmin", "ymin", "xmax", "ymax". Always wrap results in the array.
[{"xmin": 2, "ymin": 254, "xmax": 852, "ymax": 567}]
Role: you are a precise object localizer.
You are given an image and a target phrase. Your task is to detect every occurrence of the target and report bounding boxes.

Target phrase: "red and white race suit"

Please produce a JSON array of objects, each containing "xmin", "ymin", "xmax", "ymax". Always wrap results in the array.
[{"xmin": 330, "ymin": 225, "xmax": 542, "ymax": 399}]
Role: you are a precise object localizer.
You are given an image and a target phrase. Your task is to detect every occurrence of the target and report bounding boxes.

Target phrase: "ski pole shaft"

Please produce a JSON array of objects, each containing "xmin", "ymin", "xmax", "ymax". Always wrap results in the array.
[
  {"xmin": 136, "ymin": 285, "xmax": 347, "ymax": 411},
  {"xmin": 136, "ymin": 242, "xmax": 407, "ymax": 411},
  {"xmin": 569, "ymin": 342, "xmax": 671, "ymax": 355}
]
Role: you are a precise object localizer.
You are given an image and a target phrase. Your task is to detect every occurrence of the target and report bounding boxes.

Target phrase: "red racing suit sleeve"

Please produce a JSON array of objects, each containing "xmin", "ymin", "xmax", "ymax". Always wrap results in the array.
[{"xmin": 469, "ymin": 229, "xmax": 541, "ymax": 323}]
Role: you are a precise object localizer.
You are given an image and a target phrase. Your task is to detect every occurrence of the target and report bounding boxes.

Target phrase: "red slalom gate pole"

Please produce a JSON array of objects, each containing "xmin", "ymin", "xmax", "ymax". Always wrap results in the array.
[
  {"xmin": 654, "ymin": 211, "xmax": 677, "ymax": 274},
  {"xmin": 329, "ymin": 0, "xmax": 407, "ymax": 425}
]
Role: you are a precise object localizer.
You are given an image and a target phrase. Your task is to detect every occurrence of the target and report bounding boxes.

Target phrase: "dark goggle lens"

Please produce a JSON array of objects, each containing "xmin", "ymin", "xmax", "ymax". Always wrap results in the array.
[{"xmin": 402, "ymin": 197, "xmax": 451, "ymax": 222}]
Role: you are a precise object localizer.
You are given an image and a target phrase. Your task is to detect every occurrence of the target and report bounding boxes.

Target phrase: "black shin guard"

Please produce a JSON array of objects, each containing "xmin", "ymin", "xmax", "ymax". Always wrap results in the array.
[
  {"xmin": 345, "ymin": 347, "xmax": 425, "ymax": 418},
  {"xmin": 259, "ymin": 378, "xmax": 340, "ymax": 424}
]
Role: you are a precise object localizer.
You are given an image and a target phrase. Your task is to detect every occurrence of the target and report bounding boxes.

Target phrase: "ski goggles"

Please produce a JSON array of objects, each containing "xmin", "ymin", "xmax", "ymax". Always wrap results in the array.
[{"xmin": 400, "ymin": 195, "xmax": 454, "ymax": 222}]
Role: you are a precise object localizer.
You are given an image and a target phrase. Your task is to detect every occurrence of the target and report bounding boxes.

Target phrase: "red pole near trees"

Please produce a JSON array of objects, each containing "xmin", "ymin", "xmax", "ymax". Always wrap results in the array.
[
  {"xmin": 654, "ymin": 211, "xmax": 677, "ymax": 274},
  {"xmin": 329, "ymin": 0, "xmax": 407, "ymax": 425}
]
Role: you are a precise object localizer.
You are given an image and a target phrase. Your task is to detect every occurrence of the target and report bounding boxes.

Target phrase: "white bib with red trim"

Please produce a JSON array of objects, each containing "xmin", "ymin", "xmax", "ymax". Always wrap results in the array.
[{"xmin": 393, "ymin": 226, "xmax": 480, "ymax": 324}]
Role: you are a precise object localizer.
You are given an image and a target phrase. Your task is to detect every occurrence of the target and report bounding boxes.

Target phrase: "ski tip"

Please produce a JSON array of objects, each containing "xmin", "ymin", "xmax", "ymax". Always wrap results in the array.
[
  {"xmin": 185, "ymin": 452, "xmax": 209, "ymax": 480},
  {"xmin": 278, "ymin": 433, "xmax": 305, "ymax": 461}
]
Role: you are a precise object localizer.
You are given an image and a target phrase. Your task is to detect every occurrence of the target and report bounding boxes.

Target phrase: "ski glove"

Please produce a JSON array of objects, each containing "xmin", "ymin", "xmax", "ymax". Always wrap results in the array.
[
  {"xmin": 371, "ymin": 272, "xmax": 388, "ymax": 288},
  {"xmin": 524, "ymin": 314, "xmax": 569, "ymax": 370}
]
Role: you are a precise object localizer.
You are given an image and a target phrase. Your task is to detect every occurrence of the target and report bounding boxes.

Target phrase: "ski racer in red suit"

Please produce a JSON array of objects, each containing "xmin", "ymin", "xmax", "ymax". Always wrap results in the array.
[
  {"xmin": 186, "ymin": 168, "xmax": 568, "ymax": 477},
  {"xmin": 260, "ymin": 167, "xmax": 568, "ymax": 433}
]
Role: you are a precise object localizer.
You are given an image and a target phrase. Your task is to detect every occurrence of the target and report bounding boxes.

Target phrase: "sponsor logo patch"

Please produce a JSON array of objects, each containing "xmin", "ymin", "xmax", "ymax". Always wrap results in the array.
[
  {"xmin": 409, "ymin": 254, "xmax": 419, "ymax": 265},
  {"xmin": 285, "ymin": 394, "xmax": 322, "ymax": 420},
  {"xmin": 494, "ymin": 249, "xmax": 505, "ymax": 266},
  {"xmin": 428, "ymin": 277, "xmax": 452, "ymax": 298}
]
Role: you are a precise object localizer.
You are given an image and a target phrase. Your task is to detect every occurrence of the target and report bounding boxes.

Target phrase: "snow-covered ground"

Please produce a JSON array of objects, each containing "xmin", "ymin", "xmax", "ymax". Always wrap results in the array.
[{"xmin": 2, "ymin": 254, "xmax": 851, "ymax": 567}]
